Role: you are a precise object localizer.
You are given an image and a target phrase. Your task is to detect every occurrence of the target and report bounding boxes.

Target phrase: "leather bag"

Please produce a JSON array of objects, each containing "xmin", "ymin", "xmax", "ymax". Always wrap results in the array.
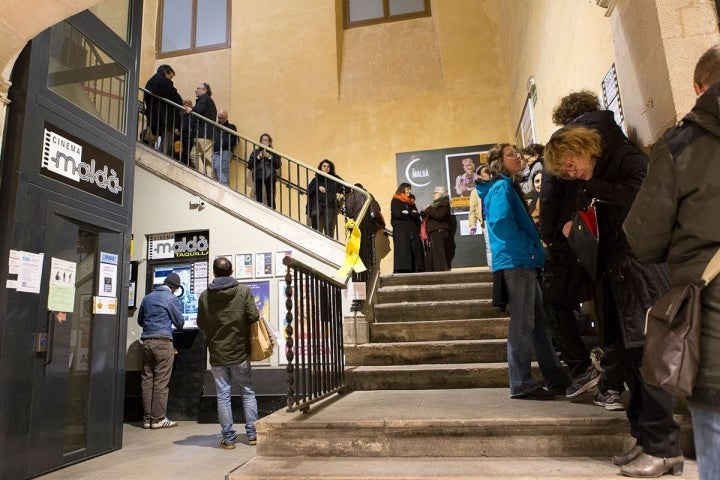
[
  {"xmin": 640, "ymin": 248, "xmax": 720, "ymax": 396},
  {"xmin": 249, "ymin": 317, "xmax": 277, "ymax": 361},
  {"xmin": 566, "ymin": 200, "xmax": 598, "ymax": 279}
]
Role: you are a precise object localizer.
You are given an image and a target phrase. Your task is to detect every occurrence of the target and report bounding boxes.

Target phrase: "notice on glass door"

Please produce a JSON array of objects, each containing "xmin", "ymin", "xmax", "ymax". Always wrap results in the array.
[
  {"xmin": 14, "ymin": 250, "xmax": 45, "ymax": 293},
  {"xmin": 48, "ymin": 257, "xmax": 77, "ymax": 311}
]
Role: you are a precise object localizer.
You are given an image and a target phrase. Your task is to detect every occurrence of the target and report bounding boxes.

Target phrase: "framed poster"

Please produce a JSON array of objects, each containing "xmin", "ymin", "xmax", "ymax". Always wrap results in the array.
[
  {"xmin": 235, "ymin": 253, "xmax": 253, "ymax": 279},
  {"xmin": 239, "ymin": 280, "xmax": 273, "ymax": 363},
  {"xmin": 276, "ymin": 280, "xmax": 290, "ymax": 365},
  {"xmin": 275, "ymin": 250, "xmax": 292, "ymax": 276},
  {"xmin": 445, "ymin": 151, "xmax": 486, "ymax": 215},
  {"xmin": 515, "ymin": 96, "xmax": 536, "ymax": 149},
  {"xmin": 255, "ymin": 252, "xmax": 273, "ymax": 278}
]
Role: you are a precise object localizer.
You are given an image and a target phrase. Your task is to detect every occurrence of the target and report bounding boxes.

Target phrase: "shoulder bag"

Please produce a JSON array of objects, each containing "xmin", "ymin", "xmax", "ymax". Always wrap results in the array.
[
  {"xmin": 249, "ymin": 317, "xmax": 277, "ymax": 361},
  {"xmin": 640, "ymin": 248, "xmax": 720, "ymax": 396}
]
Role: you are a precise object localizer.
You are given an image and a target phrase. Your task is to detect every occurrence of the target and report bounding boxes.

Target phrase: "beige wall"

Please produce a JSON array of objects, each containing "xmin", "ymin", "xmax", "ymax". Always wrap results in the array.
[{"xmin": 497, "ymin": 1, "xmax": 617, "ymax": 143}]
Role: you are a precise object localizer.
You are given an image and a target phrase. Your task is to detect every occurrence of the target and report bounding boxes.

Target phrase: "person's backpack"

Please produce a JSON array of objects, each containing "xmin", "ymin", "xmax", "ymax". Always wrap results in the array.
[{"xmin": 369, "ymin": 198, "xmax": 386, "ymax": 232}]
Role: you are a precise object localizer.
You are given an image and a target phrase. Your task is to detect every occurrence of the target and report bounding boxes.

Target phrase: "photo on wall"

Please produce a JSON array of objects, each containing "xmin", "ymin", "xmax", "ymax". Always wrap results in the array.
[
  {"xmin": 396, "ymin": 143, "xmax": 493, "ymax": 268},
  {"xmin": 445, "ymin": 152, "xmax": 484, "ymax": 215}
]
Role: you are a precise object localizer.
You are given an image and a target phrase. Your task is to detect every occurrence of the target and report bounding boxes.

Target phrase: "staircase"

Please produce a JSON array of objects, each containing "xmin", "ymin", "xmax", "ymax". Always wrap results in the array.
[{"xmin": 229, "ymin": 270, "xmax": 696, "ymax": 480}]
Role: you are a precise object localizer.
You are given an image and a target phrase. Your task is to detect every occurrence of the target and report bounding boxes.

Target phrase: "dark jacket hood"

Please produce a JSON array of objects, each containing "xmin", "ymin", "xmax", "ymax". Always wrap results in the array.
[{"xmin": 207, "ymin": 276, "xmax": 238, "ymax": 291}]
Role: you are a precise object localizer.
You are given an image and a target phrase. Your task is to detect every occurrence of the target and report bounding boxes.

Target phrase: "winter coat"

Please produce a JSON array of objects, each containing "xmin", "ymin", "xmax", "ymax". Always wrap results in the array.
[
  {"xmin": 197, "ymin": 276, "xmax": 259, "ymax": 366},
  {"xmin": 391, "ymin": 196, "xmax": 424, "ymax": 272},
  {"xmin": 212, "ymin": 122, "xmax": 238, "ymax": 152},
  {"xmin": 248, "ymin": 147, "xmax": 281, "ymax": 181},
  {"xmin": 144, "ymin": 72, "xmax": 183, "ymax": 134},
  {"xmin": 307, "ymin": 174, "xmax": 344, "ymax": 215},
  {"xmin": 625, "ymin": 81, "xmax": 720, "ymax": 403},
  {"xmin": 574, "ymin": 115, "xmax": 669, "ymax": 348},
  {"xmin": 189, "ymin": 94, "xmax": 217, "ymax": 140},
  {"xmin": 479, "ymin": 174, "xmax": 545, "ymax": 272}
]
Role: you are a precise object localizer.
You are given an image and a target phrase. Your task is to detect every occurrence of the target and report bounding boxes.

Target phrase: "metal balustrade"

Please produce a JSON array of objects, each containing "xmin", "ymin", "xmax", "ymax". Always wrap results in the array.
[
  {"xmin": 282, "ymin": 256, "xmax": 346, "ymax": 413},
  {"xmin": 137, "ymin": 87, "xmax": 374, "ymax": 243}
]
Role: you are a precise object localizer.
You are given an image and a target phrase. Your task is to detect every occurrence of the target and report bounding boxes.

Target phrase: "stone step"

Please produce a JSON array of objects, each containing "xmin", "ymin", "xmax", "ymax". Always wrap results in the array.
[
  {"xmin": 253, "ymin": 389, "xmax": 694, "ymax": 459},
  {"xmin": 228, "ymin": 456, "xmax": 699, "ymax": 480},
  {"xmin": 373, "ymin": 299, "xmax": 498, "ymax": 323},
  {"xmin": 345, "ymin": 363, "xmax": 514, "ymax": 390},
  {"xmin": 345, "ymin": 340, "xmax": 506, "ymax": 366},
  {"xmin": 377, "ymin": 282, "xmax": 493, "ymax": 303},
  {"xmin": 380, "ymin": 269, "xmax": 493, "ymax": 287},
  {"xmin": 370, "ymin": 318, "xmax": 509, "ymax": 342}
]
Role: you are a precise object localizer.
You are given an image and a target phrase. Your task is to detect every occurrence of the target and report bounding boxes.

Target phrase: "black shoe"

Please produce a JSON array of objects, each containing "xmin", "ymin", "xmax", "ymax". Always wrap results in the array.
[{"xmin": 513, "ymin": 388, "xmax": 556, "ymax": 400}]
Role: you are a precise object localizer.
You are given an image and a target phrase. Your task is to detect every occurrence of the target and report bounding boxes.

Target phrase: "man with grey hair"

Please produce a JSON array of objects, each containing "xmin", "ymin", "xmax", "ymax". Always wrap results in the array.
[
  {"xmin": 421, "ymin": 186, "xmax": 454, "ymax": 271},
  {"xmin": 625, "ymin": 43, "xmax": 720, "ymax": 479}
]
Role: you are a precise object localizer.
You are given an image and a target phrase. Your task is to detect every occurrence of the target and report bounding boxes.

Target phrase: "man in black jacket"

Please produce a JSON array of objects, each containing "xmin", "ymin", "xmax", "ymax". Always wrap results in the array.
[
  {"xmin": 144, "ymin": 65, "xmax": 183, "ymax": 156},
  {"xmin": 185, "ymin": 82, "xmax": 217, "ymax": 178},
  {"xmin": 212, "ymin": 110, "xmax": 237, "ymax": 186}
]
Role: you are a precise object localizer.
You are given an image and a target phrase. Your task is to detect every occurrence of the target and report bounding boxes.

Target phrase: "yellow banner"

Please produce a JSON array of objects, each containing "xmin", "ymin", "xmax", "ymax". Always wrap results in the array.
[{"xmin": 336, "ymin": 219, "xmax": 366, "ymax": 279}]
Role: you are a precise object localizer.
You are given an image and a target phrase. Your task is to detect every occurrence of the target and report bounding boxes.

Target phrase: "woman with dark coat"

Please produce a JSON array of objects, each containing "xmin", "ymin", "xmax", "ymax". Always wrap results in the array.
[
  {"xmin": 248, "ymin": 133, "xmax": 281, "ymax": 209},
  {"xmin": 421, "ymin": 186, "xmax": 454, "ymax": 271},
  {"xmin": 390, "ymin": 183, "xmax": 424, "ymax": 273},
  {"xmin": 545, "ymin": 125, "xmax": 682, "ymax": 478},
  {"xmin": 307, "ymin": 159, "xmax": 344, "ymax": 236}
]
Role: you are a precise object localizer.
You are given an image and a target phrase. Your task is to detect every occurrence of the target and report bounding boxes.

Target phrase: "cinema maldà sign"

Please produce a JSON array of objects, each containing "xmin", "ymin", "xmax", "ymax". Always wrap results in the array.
[{"xmin": 40, "ymin": 123, "xmax": 124, "ymax": 205}]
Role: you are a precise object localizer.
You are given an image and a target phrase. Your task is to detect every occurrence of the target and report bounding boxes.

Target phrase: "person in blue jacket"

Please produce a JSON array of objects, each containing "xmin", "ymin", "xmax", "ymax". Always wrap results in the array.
[
  {"xmin": 137, "ymin": 273, "xmax": 185, "ymax": 429},
  {"xmin": 477, "ymin": 143, "xmax": 570, "ymax": 400}
]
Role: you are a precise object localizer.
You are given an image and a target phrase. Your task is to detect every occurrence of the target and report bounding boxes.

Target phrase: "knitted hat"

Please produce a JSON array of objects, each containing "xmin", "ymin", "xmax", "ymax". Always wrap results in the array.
[{"xmin": 164, "ymin": 273, "xmax": 182, "ymax": 288}]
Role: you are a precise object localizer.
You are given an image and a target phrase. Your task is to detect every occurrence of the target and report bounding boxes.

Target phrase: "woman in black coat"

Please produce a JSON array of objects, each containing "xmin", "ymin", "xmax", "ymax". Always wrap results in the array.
[
  {"xmin": 390, "ymin": 183, "xmax": 424, "ymax": 273},
  {"xmin": 545, "ymin": 125, "xmax": 683, "ymax": 478},
  {"xmin": 248, "ymin": 133, "xmax": 281, "ymax": 209},
  {"xmin": 306, "ymin": 159, "xmax": 344, "ymax": 236}
]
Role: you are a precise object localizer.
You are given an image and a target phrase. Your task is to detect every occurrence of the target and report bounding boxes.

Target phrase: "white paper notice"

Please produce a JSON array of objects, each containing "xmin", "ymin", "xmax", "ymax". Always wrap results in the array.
[
  {"xmin": 50, "ymin": 257, "xmax": 77, "ymax": 286},
  {"xmin": 17, "ymin": 251, "xmax": 44, "ymax": 293},
  {"xmin": 8, "ymin": 249, "xmax": 20, "ymax": 275},
  {"xmin": 98, "ymin": 263, "xmax": 118, "ymax": 297}
]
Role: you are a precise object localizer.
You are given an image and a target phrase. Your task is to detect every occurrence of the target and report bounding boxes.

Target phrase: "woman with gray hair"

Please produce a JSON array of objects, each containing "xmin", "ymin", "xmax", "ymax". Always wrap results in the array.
[{"xmin": 420, "ymin": 186, "xmax": 454, "ymax": 271}]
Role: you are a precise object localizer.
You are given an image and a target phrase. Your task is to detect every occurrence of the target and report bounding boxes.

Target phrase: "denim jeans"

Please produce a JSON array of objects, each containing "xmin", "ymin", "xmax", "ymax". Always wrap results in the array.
[
  {"xmin": 688, "ymin": 401, "xmax": 720, "ymax": 479},
  {"xmin": 211, "ymin": 361, "xmax": 258, "ymax": 443},
  {"xmin": 503, "ymin": 267, "xmax": 570, "ymax": 397},
  {"xmin": 212, "ymin": 150, "xmax": 230, "ymax": 186}
]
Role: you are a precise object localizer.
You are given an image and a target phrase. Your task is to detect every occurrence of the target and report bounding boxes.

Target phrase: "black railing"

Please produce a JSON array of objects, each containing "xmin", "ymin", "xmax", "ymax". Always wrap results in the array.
[
  {"xmin": 282, "ymin": 256, "xmax": 346, "ymax": 412},
  {"xmin": 138, "ymin": 87, "xmax": 373, "ymax": 243}
]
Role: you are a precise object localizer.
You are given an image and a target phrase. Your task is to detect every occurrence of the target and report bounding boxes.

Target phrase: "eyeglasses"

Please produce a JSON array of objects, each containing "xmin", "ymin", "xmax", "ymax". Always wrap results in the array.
[
  {"xmin": 504, "ymin": 150, "xmax": 520, "ymax": 158},
  {"xmin": 195, "ymin": 86, "xmax": 206, "ymax": 91}
]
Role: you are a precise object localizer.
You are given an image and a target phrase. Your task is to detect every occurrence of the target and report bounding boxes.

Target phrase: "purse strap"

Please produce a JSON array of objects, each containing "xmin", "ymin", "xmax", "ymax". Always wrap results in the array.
[{"xmin": 701, "ymin": 247, "xmax": 720, "ymax": 286}]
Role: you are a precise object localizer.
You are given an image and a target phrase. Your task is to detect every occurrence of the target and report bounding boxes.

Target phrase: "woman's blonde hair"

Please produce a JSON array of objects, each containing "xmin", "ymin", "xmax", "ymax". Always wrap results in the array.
[{"xmin": 544, "ymin": 125, "xmax": 602, "ymax": 178}]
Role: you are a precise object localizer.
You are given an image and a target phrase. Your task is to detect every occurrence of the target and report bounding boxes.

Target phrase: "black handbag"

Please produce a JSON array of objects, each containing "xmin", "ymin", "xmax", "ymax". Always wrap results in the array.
[
  {"xmin": 640, "ymin": 248, "xmax": 720, "ymax": 396},
  {"xmin": 566, "ymin": 200, "xmax": 598, "ymax": 278}
]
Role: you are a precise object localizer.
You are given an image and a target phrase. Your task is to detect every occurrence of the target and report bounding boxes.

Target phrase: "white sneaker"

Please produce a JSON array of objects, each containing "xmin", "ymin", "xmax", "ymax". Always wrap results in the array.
[{"xmin": 151, "ymin": 417, "xmax": 178, "ymax": 429}]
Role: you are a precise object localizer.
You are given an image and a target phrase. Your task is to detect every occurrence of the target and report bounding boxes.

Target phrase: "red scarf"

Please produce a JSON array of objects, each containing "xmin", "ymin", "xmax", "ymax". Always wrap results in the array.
[{"xmin": 393, "ymin": 193, "xmax": 415, "ymax": 205}]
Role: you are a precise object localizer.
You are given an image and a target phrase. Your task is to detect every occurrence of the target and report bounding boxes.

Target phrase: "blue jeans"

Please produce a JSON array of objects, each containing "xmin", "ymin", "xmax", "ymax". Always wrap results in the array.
[
  {"xmin": 689, "ymin": 401, "xmax": 720, "ymax": 479},
  {"xmin": 503, "ymin": 268, "xmax": 570, "ymax": 396},
  {"xmin": 212, "ymin": 150, "xmax": 230, "ymax": 186},
  {"xmin": 211, "ymin": 361, "xmax": 258, "ymax": 443}
]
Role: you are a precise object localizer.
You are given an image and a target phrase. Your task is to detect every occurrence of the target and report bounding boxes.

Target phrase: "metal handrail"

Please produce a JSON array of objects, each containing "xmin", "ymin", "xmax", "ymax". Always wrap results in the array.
[
  {"xmin": 138, "ymin": 87, "xmax": 374, "ymax": 245},
  {"xmin": 282, "ymin": 256, "xmax": 346, "ymax": 412}
]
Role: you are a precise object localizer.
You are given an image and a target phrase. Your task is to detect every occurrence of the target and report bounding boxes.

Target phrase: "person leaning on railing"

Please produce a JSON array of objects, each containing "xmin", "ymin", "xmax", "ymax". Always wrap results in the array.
[
  {"xmin": 248, "ymin": 133, "xmax": 281, "ymax": 209},
  {"xmin": 185, "ymin": 83, "xmax": 217, "ymax": 179},
  {"xmin": 307, "ymin": 159, "xmax": 344, "ymax": 236},
  {"xmin": 144, "ymin": 64, "xmax": 182, "ymax": 156}
]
